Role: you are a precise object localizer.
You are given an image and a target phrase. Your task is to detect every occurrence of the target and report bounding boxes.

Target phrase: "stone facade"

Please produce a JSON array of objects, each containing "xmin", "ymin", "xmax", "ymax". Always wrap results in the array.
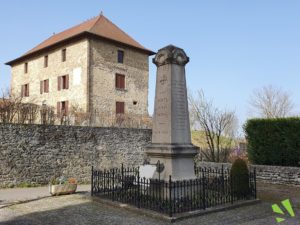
[
  {"xmin": 0, "ymin": 123, "xmax": 151, "ymax": 187},
  {"xmin": 197, "ymin": 161, "xmax": 300, "ymax": 186},
  {"xmin": 89, "ymin": 38, "xmax": 149, "ymax": 116},
  {"xmin": 7, "ymin": 15, "xmax": 152, "ymax": 124},
  {"xmin": 10, "ymin": 39, "xmax": 89, "ymax": 111}
]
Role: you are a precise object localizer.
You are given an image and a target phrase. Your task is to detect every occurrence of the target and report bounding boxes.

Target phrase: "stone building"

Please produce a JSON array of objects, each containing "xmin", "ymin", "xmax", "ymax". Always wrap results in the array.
[{"xmin": 6, "ymin": 14, "xmax": 154, "ymax": 125}]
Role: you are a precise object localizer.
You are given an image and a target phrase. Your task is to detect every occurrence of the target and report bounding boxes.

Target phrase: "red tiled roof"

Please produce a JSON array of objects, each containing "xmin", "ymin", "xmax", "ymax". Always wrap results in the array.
[{"xmin": 6, "ymin": 15, "xmax": 154, "ymax": 65}]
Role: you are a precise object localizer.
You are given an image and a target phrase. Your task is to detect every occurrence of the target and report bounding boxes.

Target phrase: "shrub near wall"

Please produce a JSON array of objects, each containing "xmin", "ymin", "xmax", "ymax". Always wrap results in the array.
[{"xmin": 244, "ymin": 118, "xmax": 300, "ymax": 167}]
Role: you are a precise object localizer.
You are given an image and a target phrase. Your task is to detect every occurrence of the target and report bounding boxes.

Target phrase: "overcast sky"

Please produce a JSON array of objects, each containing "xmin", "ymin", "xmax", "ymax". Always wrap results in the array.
[{"xmin": 1, "ymin": 0, "xmax": 300, "ymax": 133}]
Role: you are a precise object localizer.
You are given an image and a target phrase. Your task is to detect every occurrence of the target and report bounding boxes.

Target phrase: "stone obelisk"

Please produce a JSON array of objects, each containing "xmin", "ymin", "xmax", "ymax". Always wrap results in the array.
[{"xmin": 146, "ymin": 45, "xmax": 199, "ymax": 181}]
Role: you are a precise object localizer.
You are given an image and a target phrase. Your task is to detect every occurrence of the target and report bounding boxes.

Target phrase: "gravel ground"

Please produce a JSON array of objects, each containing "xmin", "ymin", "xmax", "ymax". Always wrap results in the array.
[{"xmin": 0, "ymin": 193, "xmax": 299, "ymax": 225}]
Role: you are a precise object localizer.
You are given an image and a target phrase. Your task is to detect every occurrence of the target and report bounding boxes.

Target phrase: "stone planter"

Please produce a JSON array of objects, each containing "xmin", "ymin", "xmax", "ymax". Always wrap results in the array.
[{"xmin": 49, "ymin": 183, "xmax": 77, "ymax": 196}]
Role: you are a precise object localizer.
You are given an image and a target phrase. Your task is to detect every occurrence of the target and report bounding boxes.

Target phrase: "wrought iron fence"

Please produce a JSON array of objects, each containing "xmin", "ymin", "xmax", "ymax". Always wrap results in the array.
[{"xmin": 91, "ymin": 165, "xmax": 256, "ymax": 217}]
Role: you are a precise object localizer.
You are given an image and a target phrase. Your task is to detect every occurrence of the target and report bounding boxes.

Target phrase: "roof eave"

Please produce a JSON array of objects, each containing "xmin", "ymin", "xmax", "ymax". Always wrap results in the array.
[
  {"xmin": 86, "ymin": 32, "xmax": 156, "ymax": 56},
  {"xmin": 5, "ymin": 32, "xmax": 90, "ymax": 66},
  {"xmin": 6, "ymin": 32, "xmax": 156, "ymax": 66}
]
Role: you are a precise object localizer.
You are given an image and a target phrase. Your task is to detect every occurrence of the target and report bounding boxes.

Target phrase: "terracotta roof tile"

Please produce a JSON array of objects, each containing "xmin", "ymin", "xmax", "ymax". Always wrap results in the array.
[{"xmin": 7, "ymin": 15, "xmax": 154, "ymax": 65}]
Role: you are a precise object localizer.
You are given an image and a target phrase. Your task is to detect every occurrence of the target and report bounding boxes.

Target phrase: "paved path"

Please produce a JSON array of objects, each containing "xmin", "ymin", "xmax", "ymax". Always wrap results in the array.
[
  {"xmin": 0, "ymin": 183, "xmax": 299, "ymax": 225},
  {"xmin": 0, "ymin": 185, "xmax": 90, "ymax": 207},
  {"xmin": 0, "ymin": 193, "xmax": 299, "ymax": 225}
]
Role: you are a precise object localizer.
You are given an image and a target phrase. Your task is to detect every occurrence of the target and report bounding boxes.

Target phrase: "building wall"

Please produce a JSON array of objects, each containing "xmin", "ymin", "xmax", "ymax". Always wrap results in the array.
[
  {"xmin": 89, "ymin": 38, "xmax": 149, "ymax": 117},
  {"xmin": 10, "ymin": 39, "xmax": 89, "ymax": 112},
  {"xmin": 0, "ymin": 123, "xmax": 151, "ymax": 187}
]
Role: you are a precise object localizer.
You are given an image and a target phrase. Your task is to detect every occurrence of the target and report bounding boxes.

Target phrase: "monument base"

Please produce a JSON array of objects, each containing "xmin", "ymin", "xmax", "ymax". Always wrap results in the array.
[{"xmin": 146, "ymin": 143, "xmax": 199, "ymax": 181}]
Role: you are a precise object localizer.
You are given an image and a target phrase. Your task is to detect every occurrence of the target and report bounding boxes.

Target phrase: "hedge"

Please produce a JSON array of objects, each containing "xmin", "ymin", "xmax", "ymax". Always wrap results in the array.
[{"xmin": 244, "ymin": 118, "xmax": 300, "ymax": 167}]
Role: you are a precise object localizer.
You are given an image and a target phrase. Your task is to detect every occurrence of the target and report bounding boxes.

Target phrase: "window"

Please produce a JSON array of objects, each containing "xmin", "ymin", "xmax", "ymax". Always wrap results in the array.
[
  {"xmin": 115, "ymin": 74, "xmax": 125, "ymax": 89},
  {"xmin": 57, "ymin": 75, "xmax": 69, "ymax": 90},
  {"xmin": 44, "ymin": 55, "xmax": 48, "ymax": 68},
  {"xmin": 116, "ymin": 101, "xmax": 125, "ymax": 114},
  {"xmin": 21, "ymin": 84, "xmax": 29, "ymax": 97},
  {"xmin": 57, "ymin": 101, "xmax": 69, "ymax": 116},
  {"xmin": 133, "ymin": 101, "xmax": 137, "ymax": 105},
  {"xmin": 117, "ymin": 50, "xmax": 124, "ymax": 63},
  {"xmin": 24, "ymin": 62, "xmax": 28, "ymax": 73},
  {"xmin": 62, "ymin": 49, "xmax": 66, "ymax": 62},
  {"xmin": 40, "ymin": 79, "xmax": 49, "ymax": 94}
]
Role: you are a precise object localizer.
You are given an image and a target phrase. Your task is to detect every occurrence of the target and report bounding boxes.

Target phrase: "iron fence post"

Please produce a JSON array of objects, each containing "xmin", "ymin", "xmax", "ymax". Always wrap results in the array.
[
  {"xmin": 112, "ymin": 168, "xmax": 115, "ymax": 201},
  {"xmin": 230, "ymin": 174, "xmax": 234, "ymax": 204},
  {"xmin": 158, "ymin": 160, "xmax": 160, "ymax": 181},
  {"xmin": 121, "ymin": 163, "xmax": 124, "ymax": 188},
  {"xmin": 202, "ymin": 169, "xmax": 206, "ymax": 209},
  {"xmin": 137, "ymin": 170, "xmax": 140, "ymax": 208},
  {"xmin": 254, "ymin": 168, "xmax": 257, "ymax": 199},
  {"xmin": 91, "ymin": 166, "xmax": 94, "ymax": 196},
  {"xmin": 221, "ymin": 165, "xmax": 225, "ymax": 194},
  {"xmin": 169, "ymin": 175, "xmax": 172, "ymax": 217}
]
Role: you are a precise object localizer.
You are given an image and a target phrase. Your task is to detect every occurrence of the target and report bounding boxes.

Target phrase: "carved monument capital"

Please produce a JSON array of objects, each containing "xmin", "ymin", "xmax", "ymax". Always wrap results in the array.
[{"xmin": 152, "ymin": 45, "xmax": 189, "ymax": 67}]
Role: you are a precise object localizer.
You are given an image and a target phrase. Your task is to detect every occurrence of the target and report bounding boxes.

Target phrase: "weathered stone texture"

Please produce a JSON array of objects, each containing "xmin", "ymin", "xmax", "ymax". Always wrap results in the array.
[
  {"xmin": 0, "ymin": 123, "xmax": 151, "ymax": 187},
  {"xmin": 89, "ymin": 38, "xmax": 149, "ymax": 116},
  {"xmin": 198, "ymin": 161, "xmax": 300, "ymax": 186},
  {"xmin": 10, "ymin": 39, "xmax": 89, "ymax": 111},
  {"xmin": 9, "ymin": 37, "xmax": 150, "ymax": 119}
]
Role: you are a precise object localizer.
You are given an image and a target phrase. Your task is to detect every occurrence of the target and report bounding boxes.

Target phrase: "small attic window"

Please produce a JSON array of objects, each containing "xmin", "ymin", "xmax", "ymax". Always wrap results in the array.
[
  {"xmin": 44, "ymin": 55, "xmax": 48, "ymax": 68},
  {"xmin": 24, "ymin": 62, "xmax": 28, "ymax": 73},
  {"xmin": 133, "ymin": 101, "xmax": 137, "ymax": 105},
  {"xmin": 117, "ymin": 50, "xmax": 124, "ymax": 63},
  {"xmin": 62, "ymin": 49, "xmax": 66, "ymax": 62}
]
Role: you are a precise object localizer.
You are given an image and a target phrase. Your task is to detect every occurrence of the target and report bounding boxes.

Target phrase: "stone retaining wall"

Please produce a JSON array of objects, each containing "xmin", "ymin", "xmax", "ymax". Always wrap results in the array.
[
  {"xmin": 0, "ymin": 123, "xmax": 151, "ymax": 187},
  {"xmin": 198, "ymin": 161, "xmax": 300, "ymax": 186},
  {"xmin": 1, "ymin": 123, "xmax": 299, "ymax": 187}
]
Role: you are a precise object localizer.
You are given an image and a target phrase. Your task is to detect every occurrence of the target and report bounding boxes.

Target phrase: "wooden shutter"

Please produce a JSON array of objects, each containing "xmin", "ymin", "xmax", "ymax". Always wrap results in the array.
[
  {"xmin": 116, "ymin": 74, "xmax": 125, "ymax": 89},
  {"xmin": 57, "ymin": 102, "xmax": 61, "ymax": 116},
  {"xmin": 65, "ymin": 75, "xmax": 69, "ymax": 89},
  {"xmin": 40, "ymin": 81, "xmax": 43, "ymax": 94},
  {"xmin": 115, "ymin": 74, "xmax": 119, "ymax": 88},
  {"xmin": 116, "ymin": 102, "xmax": 125, "ymax": 114},
  {"xmin": 45, "ymin": 79, "xmax": 49, "ymax": 93},
  {"xmin": 65, "ymin": 101, "xmax": 69, "ymax": 115},
  {"xmin": 120, "ymin": 75, "xmax": 125, "ymax": 89},
  {"xmin": 58, "ymin": 76, "xmax": 61, "ymax": 91},
  {"xmin": 21, "ymin": 85, "xmax": 24, "ymax": 97},
  {"xmin": 26, "ymin": 84, "xmax": 29, "ymax": 97}
]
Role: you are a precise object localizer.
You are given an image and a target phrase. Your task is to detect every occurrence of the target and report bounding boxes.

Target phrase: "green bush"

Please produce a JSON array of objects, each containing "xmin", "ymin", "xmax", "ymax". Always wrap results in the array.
[
  {"xmin": 230, "ymin": 158, "xmax": 250, "ymax": 198},
  {"xmin": 244, "ymin": 118, "xmax": 300, "ymax": 166}
]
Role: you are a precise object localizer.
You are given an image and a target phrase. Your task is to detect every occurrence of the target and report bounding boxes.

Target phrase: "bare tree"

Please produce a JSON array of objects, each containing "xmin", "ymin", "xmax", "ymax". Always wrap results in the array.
[
  {"xmin": 0, "ymin": 89, "xmax": 23, "ymax": 123},
  {"xmin": 249, "ymin": 85, "xmax": 294, "ymax": 118},
  {"xmin": 40, "ymin": 104, "xmax": 55, "ymax": 125},
  {"xmin": 189, "ymin": 90, "xmax": 237, "ymax": 162}
]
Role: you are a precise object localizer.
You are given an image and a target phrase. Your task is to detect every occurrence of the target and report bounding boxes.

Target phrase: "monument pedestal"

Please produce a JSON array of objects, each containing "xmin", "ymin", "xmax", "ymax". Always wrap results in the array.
[
  {"xmin": 146, "ymin": 45, "xmax": 199, "ymax": 182},
  {"xmin": 147, "ymin": 144, "xmax": 198, "ymax": 181}
]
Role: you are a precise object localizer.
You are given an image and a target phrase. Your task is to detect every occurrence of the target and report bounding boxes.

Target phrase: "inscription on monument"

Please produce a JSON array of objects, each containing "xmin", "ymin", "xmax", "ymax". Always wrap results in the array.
[{"xmin": 146, "ymin": 45, "xmax": 198, "ymax": 181}]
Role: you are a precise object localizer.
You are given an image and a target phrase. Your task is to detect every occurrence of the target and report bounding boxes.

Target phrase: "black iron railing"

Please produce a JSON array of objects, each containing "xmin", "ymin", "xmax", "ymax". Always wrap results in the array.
[{"xmin": 91, "ymin": 165, "xmax": 256, "ymax": 217}]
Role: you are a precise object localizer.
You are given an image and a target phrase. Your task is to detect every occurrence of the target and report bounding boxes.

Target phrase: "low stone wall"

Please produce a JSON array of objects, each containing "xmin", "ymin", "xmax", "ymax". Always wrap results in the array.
[
  {"xmin": 0, "ymin": 123, "xmax": 151, "ymax": 187},
  {"xmin": 2, "ymin": 123, "xmax": 299, "ymax": 187},
  {"xmin": 198, "ymin": 161, "xmax": 300, "ymax": 186}
]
